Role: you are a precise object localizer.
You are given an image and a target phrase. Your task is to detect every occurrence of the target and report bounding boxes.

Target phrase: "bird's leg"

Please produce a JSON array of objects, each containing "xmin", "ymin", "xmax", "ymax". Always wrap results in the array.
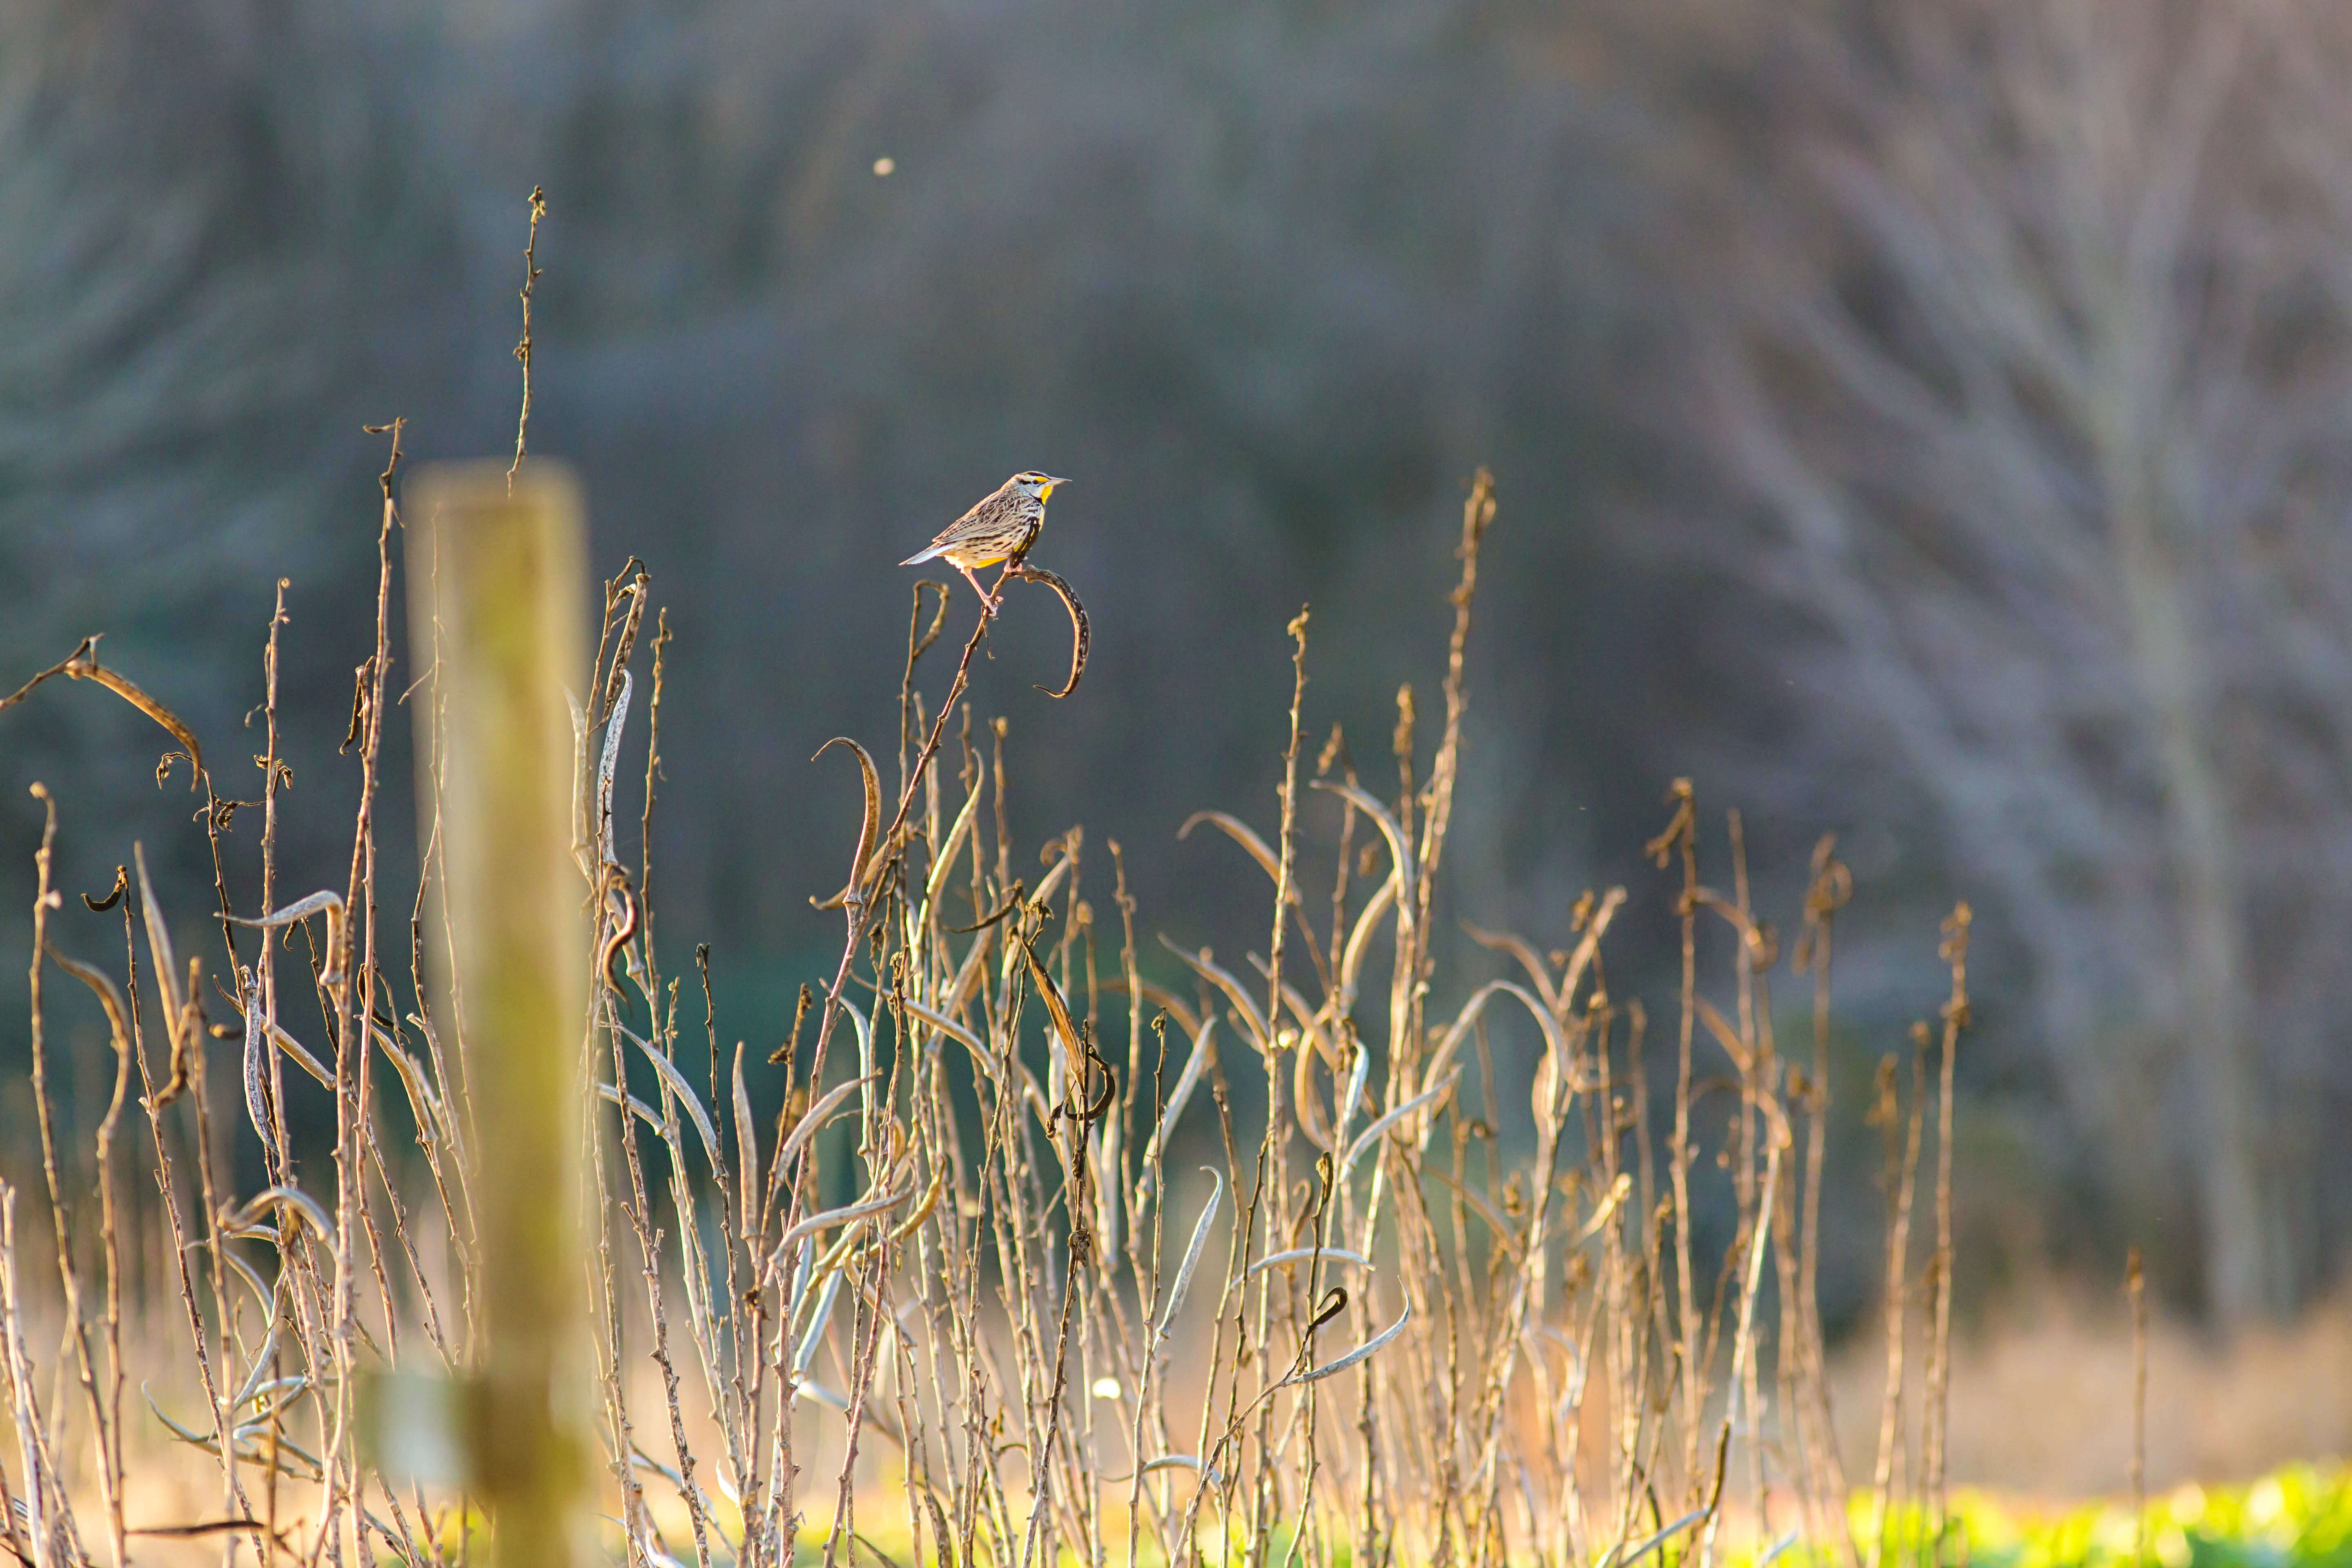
[{"xmin": 958, "ymin": 562, "xmax": 1002, "ymax": 618}]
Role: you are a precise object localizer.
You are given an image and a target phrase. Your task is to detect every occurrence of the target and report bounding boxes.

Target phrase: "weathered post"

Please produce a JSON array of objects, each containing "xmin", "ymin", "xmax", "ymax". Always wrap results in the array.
[{"xmin": 407, "ymin": 461, "xmax": 590, "ymax": 1566}]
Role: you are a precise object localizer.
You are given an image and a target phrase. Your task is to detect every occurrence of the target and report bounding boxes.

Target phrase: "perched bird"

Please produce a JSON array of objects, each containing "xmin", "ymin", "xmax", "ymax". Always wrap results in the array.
[{"xmin": 901, "ymin": 470, "xmax": 1068, "ymax": 616}]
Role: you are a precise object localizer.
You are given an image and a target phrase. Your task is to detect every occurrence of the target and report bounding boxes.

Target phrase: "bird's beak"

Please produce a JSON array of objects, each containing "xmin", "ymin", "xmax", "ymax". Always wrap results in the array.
[{"xmin": 1045, "ymin": 476, "xmax": 1070, "ymax": 495}]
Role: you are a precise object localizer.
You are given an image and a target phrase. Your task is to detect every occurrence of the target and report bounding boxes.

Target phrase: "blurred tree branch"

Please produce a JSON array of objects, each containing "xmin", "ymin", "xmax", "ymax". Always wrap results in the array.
[{"xmin": 1701, "ymin": 0, "xmax": 2352, "ymax": 1323}]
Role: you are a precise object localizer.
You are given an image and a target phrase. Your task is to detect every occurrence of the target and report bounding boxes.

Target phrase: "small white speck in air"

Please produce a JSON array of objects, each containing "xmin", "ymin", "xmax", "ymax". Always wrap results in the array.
[
  {"xmin": 1090, "ymin": 1376, "xmax": 1121, "ymax": 1400},
  {"xmin": 873, "ymin": 157, "xmax": 896, "ymax": 177}
]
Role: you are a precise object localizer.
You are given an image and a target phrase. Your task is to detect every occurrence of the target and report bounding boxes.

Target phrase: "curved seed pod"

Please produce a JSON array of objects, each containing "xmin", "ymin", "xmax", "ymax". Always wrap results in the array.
[
  {"xmin": 221, "ymin": 1185, "xmax": 335, "ymax": 1243},
  {"xmin": 1422, "ymin": 980, "xmax": 1567, "ymax": 1103},
  {"xmin": 732, "ymin": 1042, "xmax": 758, "ymax": 1234},
  {"xmin": 1429, "ymin": 1167, "xmax": 1523, "ymax": 1258},
  {"xmin": 1096, "ymin": 1454, "xmax": 1218, "ymax": 1485},
  {"xmin": 1156, "ymin": 936, "xmax": 1270, "ymax": 1054},
  {"xmin": 773, "ymin": 1179, "xmax": 913, "ymax": 1259},
  {"xmin": 596, "ymin": 1080, "xmax": 666, "ymax": 1133},
  {"xmin": 1307, "ymin": 779, "xmax": 1416, "ymax": 915},
  {"xmin": 890, "ymin": 1163, "xmax": 946, "ymax": 1243},
  {"xmin": 1573, "ymin": 1172, "xmax": 1634, "ymax": 1245},
  {"xmin": 1018, "ymin": 935, "xmax": 1086, "ymax": 1082},
  {"xmin": 1272, "ymin": 1301, "xmax": 1412, "ymax": 1388},
  {"xmin": 1177, "ymin": 812, "xmax": 1283, "ymax": 889},
  {"xmin": 1602, "ymin": 1508, "xmax": 1709, "ymax": 1568},
  {"xmin": 265, "ymin": 1020, "xmax": 333, "ymax": 1088},
  {"xmin": 793, "ymin": 1267, "xmax": 846, "ymax": 1373},
  {"xmin": 1245, "ymin": 955, "xmax": 1338, "ymax": 1147},
  {"xmin": 373, "ymin": 1023, "xmax": 451, "ymax": 1152},
  {"xmin": 596, "ymin": 668, "xmax": 633, "ymax": 865},
  {"xmin": 1556, "ymin": 886, "xmax": 1626, "ymax": 1016},
  {"xmin": 595, "ymin": 864, "xmax": 640, "ymax": 999},
  {"xmin": 236, "ymin": 967, "xmax": 276, "ymax": 1164},
  {"xmin": 900, "ymin": 1000, "xmax": 989, "ymax": 1069},
  {"xmin": 1010, "ymin": 562, "xmax": 1089, "ymax": 698},
  {"xmin": 227, "ymin": 1299, "xmax": 288, "ymax": 1412},
  {"xmin": 771, "ymin": 1074, "xmax": 876, "ymax": 1185},
  {"xmin": 1137, "ymin": 1017, "xmax": 1216, "ymax": 1178},
  {"xmin": 809, "ymin": 735, "xmax": 882, "ymax": 912},
  {"xmin": 1338, "ymin": 1069, "xmax": 1461, "ymax": 1180},
  {"xmin": 133, "ymin": 846, "xmax": 189, "ymax": 1089},
  {"xmin": 1231, "ymin": 1247, "xmax": 1374, "ymax": 1287},
  {"xmin": 44, "ymin": 944, "xmax": 129, "ymax": 1042},
  {"xmin": 46, "ymin": 943, "xmax": 140, "ymax": 1156},
  {"xmin": 624, "ymin": 1027, "xmax": 721, "ymax": 1172},
  {"xmin": 1335, "ymin": 1035, "xmax": 1374, "ymax": 1145},
  {"xmin": 1155, "ymin": 1168, "xmax": 1224, "ymax": 1339},
  {"xmin": 1345, "ymin": 1072, "xmax": 1449, "ymax": 1185},
  {"xmin": 923, "ymin": 776, "xmax": 987, "ymax": 914},
  {"xmin": 226, "ymin": 886, "xmax": 348, "ymax": 989},
  {"xmin": 1460, "ymin": 919, "xmax": 1562, "ymax": 1018},
  {"xmin": 214, "ymin": 1247, "xmax": 275, "ymax": 1318},
  {"xmin": 1336, "ymin": 876, "xmax": 1399, "ymax": 1014},
  {"xmin": 0, "ymin": 635, "xmax": 204, "ymax": 784},
  {"xmin": 1102, "ymin": 974, "xmax": 1202, "ymax": 1043}
]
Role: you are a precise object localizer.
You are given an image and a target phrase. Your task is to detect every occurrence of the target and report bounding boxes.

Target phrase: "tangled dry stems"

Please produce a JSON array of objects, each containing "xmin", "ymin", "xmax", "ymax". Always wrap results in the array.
[{"xmin": 0, "ymin": 463, "xmax": 1976, "ymax": 1568}]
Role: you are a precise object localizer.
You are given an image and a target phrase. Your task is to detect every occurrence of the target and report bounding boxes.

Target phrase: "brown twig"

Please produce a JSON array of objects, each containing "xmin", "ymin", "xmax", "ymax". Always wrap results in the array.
[{"xmin": 509, "ymin": 185, "xmax": 547, "ymax": 491}]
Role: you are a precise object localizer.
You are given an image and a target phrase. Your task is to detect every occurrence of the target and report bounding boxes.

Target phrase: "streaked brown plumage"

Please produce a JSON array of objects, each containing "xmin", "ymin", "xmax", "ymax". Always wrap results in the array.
[{"xmin": 902, "ymin": 470, "xmax": 1068, "ymax": 615}]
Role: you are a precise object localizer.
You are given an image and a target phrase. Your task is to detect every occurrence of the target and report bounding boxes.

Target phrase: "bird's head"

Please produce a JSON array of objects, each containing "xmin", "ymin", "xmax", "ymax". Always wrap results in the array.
[{"xmin": 1010, "ymin": 470, "xmax": 1069, "ymax": 501}]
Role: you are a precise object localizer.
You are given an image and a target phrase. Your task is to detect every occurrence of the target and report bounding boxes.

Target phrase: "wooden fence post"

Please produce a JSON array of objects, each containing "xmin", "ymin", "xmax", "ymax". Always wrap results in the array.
[{"xmin": 407, "ymin": 461, "xmax": 590, "ymax": 1566}]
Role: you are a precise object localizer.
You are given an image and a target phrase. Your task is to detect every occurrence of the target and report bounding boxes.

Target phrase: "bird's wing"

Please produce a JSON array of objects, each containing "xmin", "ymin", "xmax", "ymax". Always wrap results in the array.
[{"xmin": 903, "ymin": 486, "xmax": 1007, "ymax": 564}]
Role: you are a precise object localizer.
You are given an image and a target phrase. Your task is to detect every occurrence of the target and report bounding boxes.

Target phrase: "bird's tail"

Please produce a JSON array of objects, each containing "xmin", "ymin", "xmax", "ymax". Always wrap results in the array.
[{"xmin": 900, "ymin": 542, "xmax": 945, "ymax": 566}]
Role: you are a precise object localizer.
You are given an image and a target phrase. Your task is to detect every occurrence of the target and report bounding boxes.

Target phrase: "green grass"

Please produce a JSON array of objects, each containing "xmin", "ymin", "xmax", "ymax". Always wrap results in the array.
[{"xmin": 1838, "ymin": 1468, "xmax": 2352, "ymax": 1568}]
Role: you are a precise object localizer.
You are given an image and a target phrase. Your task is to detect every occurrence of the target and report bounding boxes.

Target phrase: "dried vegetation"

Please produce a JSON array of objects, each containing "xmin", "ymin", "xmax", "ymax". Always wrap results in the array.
[{"xmin": 0, "ymin": 458, "xmax": 1982, "ymax": 1567}]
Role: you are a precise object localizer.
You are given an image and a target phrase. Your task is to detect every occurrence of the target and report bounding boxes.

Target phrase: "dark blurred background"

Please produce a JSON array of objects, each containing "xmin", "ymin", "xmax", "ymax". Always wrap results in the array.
[{"xmin": 2, "ymin": 0, "xmax": 2347, "ymax": 1336}]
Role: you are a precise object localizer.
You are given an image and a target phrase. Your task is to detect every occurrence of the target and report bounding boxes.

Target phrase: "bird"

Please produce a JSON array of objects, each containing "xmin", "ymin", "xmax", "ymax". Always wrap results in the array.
[{"xmin": 901, "ymin": 471, "xmax": 1068, "ymax": 617}]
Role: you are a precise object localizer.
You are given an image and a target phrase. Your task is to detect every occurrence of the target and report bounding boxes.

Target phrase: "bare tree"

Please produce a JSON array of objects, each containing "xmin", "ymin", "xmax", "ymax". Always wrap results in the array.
[{"xmin": 1702, "ymin": 0, "xmax": 2352, "ymax": 1324}]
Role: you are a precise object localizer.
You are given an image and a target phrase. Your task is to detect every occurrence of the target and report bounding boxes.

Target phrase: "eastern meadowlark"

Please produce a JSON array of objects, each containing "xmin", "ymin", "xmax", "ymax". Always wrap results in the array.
[{"xmin": 901, "ymin": 470, "xmax": 1068, "ymax": 616}]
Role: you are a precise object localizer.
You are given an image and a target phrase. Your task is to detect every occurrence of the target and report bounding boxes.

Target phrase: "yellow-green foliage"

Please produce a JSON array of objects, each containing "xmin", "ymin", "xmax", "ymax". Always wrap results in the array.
[{"xmin": 1827, "ymin": 1468, "xmax": 2352, "ymax": 1568}]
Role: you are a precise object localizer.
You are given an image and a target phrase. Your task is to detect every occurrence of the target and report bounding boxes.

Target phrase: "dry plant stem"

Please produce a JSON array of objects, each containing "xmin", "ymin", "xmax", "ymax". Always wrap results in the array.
[
  {"xmin": 0, "ymin": 1184, "xmax": 81, "ymax": 1566},
  {"xmin": 1865, "ymin": 1043, "xmax": 1927, "ymax": 1568},
  {"xmin": 2129, "ymin": 1247, "xmax": 2147, "ymax": 1568},
  {"xmin": 1648, "ymin": 780, "xmax": 1704, "ymax": 1491},
  {"xmin": 509, "ymin": 185, "xmax": 546, "ymax": 491},
  {"xmin": 1795, "ymin": 837, "xmax": 1856, "ymax": 1562},
  {"xmin": 1254, "ymin": 606, "xmax": 1311, "ymax": 1567},
  {"xmin": 89, "ymin": 956, "xmax": 134, "ymax": 1568},
  {"xmin": 1922, "ymin": 905, "xmax": 1969, "ymax": 1563},
  {"xmin": 23, "ymin": 788, "xmax": 127, "ymax": 1568},
  {"xmin": 805, "ymin": 566, "xmax": 1007, "ymax": 1100},
  {"xmin": 598, "ymin": 958, "xmax": 715, "ymax": 1568},
  {"xmin": 1417, "ymin": 473, "xmax": 1492, "ymax": 944},
  {"xmin": 1701, "ymin": 1125, "xmax": 1784, "ymax": 1568},
  {"xmin": 116, "ymin": 879, "xmax": 244, "ymax": 1556},
  {"xmin": 314, "ymin": 419, "xmax": 401, "ymax": 1567},
  {"xmin": 259, "ymin": 580, "xmax": 294, "ymax": 1189}
]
